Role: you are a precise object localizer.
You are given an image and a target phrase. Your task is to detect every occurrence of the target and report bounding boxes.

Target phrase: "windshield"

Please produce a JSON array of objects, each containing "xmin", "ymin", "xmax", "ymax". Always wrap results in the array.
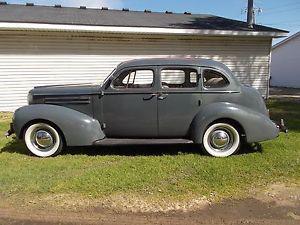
[{"xmin": 101, "ymin": 68, "xmax": 116, "ymax": 87}]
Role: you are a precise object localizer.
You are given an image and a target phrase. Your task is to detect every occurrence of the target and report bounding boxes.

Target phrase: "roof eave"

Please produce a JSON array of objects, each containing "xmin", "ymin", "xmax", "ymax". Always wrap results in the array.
[
  {"xmin": 272, "ymin": 31, "xmax": 300, "ymax": 49},
  {"xmin": 0, "ymin": 22, "xmax": 288, "ymax": 37}
]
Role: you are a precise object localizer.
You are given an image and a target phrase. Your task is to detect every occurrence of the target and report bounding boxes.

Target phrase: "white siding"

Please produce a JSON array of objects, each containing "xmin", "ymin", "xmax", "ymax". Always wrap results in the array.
[
  {"xmin": 0, "ymin": 31, "xmax": 272, "ymax": 111},
  {"xmin": 271, "ymin": 35, "xmax": 300, "ymax": 88}
]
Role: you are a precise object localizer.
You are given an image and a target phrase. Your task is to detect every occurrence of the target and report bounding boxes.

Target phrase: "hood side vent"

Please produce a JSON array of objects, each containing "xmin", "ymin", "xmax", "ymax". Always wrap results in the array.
[{"xmin": 44, "ymin": 96, "xmax": 91, "ymax": 104}]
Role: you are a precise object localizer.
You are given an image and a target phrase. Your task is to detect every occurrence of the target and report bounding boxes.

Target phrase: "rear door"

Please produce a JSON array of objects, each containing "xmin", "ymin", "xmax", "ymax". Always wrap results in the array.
[
  {"xmin": 102, "ymin": 66, "xmax": 158, "ymax": 138},
  {"xmin": 157, "ymin": 66, "xmax": 202, "ymax": 137}
]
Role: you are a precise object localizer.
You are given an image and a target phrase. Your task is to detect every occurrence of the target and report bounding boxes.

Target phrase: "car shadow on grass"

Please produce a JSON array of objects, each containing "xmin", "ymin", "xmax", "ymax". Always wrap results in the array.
[{"xmin": 1, "ymin": 138, "xmax": 262, "ymax": 157}]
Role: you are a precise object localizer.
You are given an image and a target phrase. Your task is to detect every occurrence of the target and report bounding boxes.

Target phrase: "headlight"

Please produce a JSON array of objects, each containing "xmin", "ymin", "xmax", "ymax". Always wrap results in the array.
[{"xmin": 27, "ymin": 92, "xmax": 33, "ymax": 105}]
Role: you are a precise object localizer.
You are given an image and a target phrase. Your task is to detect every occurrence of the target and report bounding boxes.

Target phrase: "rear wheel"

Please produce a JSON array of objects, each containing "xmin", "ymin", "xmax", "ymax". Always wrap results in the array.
[
  {"xmin": 202, "ymin": 122, "xmax": 240, "ymax": 157},
  {"xmin": 24, "ymin": 122, "xmax": 64, "ymax": 157}
]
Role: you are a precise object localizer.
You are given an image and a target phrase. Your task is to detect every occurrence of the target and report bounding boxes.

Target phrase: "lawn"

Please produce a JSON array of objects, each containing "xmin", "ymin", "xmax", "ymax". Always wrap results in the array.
[{"xmin": 0, "ymin": 100, "xmax": 299, "ymax": 208}]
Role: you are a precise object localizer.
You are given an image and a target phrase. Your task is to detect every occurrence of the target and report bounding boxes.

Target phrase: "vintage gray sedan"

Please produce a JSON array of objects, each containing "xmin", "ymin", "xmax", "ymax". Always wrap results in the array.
[{"xmin": 6, "ymin": 58, "xmax": 286, "ymax": 157}]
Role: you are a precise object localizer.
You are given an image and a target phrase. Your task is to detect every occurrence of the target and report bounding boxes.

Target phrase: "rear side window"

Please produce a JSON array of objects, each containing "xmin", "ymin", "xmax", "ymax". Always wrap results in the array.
[
  {"xmin": 161, "ymin": 68, "xmax": 199, "ymax": 88},
  {"xmin": 113, "ymin": 69, "xmax": 154, "ymax": 89},
  {"xmin": 203, "ymin": 69, "xmax": 229, "ymax": 88}
]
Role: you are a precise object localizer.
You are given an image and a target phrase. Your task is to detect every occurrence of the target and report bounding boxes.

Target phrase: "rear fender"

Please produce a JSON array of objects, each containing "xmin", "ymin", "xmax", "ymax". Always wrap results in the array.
[
  {"xmin": 190, "ymin": 102, "xmax": 279, "ymax": 144},
  {"xmin": 14, "ymin": 104, "xmax": 105, "ymax": 146}
]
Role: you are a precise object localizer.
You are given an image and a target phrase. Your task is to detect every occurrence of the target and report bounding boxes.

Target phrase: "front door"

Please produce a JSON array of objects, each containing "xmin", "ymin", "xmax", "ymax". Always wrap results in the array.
[
  {"xmin": 102, "ymin": 67, "xmax": 158, "ymax": 138},
  {"xmin": 157, "ymin": 66, "xmax": 202, "ymax": 137}
]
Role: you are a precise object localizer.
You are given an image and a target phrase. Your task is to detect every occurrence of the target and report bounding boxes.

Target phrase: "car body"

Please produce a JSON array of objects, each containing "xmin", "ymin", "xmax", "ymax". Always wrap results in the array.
[{"xmin": 7, "ymin": 58, "xmax": 283, "ymax": 157}]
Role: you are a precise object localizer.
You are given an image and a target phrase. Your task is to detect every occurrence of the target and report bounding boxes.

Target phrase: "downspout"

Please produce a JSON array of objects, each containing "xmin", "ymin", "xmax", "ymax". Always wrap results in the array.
[{"xmin": 266, "ymin": 38, "xmax": 273, "ymax": 99}]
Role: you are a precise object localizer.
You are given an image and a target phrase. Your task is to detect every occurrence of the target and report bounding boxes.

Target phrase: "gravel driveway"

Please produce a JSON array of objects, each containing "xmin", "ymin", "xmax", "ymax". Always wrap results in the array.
[{"xmin": 269, "ymin": 87, "xmax": 300, "ymax": 99}]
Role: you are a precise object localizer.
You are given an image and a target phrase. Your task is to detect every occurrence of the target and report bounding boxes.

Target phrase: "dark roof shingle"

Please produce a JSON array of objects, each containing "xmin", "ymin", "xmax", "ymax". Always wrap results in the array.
[{"xmin": 0, "ymin": 4, "xmax": 288, "ymax": 33}]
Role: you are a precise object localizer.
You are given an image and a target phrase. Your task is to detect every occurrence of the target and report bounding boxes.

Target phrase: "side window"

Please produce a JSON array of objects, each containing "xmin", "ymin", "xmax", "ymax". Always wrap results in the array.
[
  {"xmin": 113, "ymin": 69, "xmax": 154, "ymax": 89},
  {"xmin": 203, "ymin": 69, "xmax": 229, "ymax": 88},
  {"xmin": 161, "ymin": 68, "xmax": 199, "ymax": 88}
]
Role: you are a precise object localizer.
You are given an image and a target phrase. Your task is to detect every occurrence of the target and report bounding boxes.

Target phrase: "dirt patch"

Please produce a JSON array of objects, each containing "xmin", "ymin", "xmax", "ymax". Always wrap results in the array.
[
  {"xmin": 0, "ymin": 183, "xmax": 299, "ymax": 225},
  {"xmin": 6, "ymin": 193, "xmax": 209, "ymax": 213},
  {"xmin": 101, "ymin": 194, "xmax": 209, "ymax": 213},
  {"xmin": 255, "ymin": 183, "xmax": 300, "ymax": 207}
]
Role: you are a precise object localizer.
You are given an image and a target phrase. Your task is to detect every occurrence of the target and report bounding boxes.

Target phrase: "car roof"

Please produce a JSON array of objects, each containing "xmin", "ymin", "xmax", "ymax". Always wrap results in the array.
[
  {"xmin": 115, "ymin": 58, "xmax": 241, "ymax": 87},
  {"xmin": 117, "ymin": 58, "xmax": 231, "ymax": 73}
]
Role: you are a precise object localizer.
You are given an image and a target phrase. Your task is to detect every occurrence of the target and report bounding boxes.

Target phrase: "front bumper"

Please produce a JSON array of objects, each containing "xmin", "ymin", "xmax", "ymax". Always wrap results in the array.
[
  {"xmin": 275, "ymin": 119, "xmax": 288, "ymax": 133},
  {"xmin": 5, "ymin": 122, "xmax": 14, "ymax": 137}
]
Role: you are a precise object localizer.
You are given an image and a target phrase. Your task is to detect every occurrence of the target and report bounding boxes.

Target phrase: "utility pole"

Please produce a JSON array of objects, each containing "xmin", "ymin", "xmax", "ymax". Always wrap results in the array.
[
  {"xmin": 243, "ymin": 0, "xmax": 262, "ymax": 27},
  {"xmin": 247, "ymin": 0, "xmax": 254, "ymax": 28}
]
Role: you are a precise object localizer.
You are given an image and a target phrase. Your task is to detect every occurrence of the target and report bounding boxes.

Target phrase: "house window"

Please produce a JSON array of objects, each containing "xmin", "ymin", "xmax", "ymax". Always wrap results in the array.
[
  {"xmin": 203, "ymin": 69, "xmax": 229, "ymax": 88},
  {"xmin": 113, "ymin": 69, "xmax": 154, "ymax": 89},
  {"xmin": 161, "ymin": 68, "xmax": 199, "ymax": 88}
]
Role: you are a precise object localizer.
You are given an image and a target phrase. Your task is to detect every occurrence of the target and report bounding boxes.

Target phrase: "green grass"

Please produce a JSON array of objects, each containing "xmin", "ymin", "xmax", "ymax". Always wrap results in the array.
[{"xmin": 0, "ymin": 99, "xmax": 299, "ymax": 204}]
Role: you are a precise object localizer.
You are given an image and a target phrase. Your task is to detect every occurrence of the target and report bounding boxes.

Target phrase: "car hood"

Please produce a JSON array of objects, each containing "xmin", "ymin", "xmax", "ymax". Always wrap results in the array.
[{"xmin": 30, "ymin": 83, "xmax": 101, "ymax": 96}]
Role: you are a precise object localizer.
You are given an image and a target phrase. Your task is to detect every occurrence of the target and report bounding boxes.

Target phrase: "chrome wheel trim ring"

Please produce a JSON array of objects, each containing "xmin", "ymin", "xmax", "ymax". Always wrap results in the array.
[
  {"xmin": 203, "ymin": 123, "xmax": 240, "ymax": 157},
  {"xmin": 25, "ymin": 123, "xmax": 61, "ymax": 157}
]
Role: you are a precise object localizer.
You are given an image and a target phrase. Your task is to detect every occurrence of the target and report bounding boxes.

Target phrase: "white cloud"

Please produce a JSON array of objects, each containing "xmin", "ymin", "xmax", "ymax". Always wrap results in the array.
[{"xmin": 8, "ymin": 0, "xmax": 124, "ymax": 9}]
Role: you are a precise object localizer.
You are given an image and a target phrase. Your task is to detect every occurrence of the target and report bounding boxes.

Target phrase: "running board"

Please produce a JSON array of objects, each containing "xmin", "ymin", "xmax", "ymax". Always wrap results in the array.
[{"xmin": 93, "ymin": 138, "xmax": 193, "ymax": 145}]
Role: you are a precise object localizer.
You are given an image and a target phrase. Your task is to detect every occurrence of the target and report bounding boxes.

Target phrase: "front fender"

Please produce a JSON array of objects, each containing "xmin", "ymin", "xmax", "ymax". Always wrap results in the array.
[
  {"xmin": 13, "ymin": 104, "xmax": 105, "ymax": 146},
  {"xmin": 190, "ymin": 102, "xmax": 279, "ymax": 144}
]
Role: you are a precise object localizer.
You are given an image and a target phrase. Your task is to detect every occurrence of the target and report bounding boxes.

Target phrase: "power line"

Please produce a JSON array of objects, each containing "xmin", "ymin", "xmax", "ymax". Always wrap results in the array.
[
  {"xmin": 263, "ymin": 1, "xmax": 300, "ymax": 11},
  {"xmin": 265, "ymin": 19, "xmax": 300, "ymax": 24},
  {"xmin": 262, "ymin": 6, "xmax": 300, "ymax": 15},
  {"xmin": 264, "ymin": 22, "xmax": 300, "ymax": 26},
  {"xmin": 264, "ymin": 23, "xmax": 300, "ymax": 26},
  {"xmin": 261, "ymin": 6, "xmax": 300, "ymax": 15}
]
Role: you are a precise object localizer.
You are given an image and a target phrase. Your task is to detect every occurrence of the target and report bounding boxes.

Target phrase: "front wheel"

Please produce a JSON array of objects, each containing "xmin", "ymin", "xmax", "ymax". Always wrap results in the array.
[
  {"xmin": 24, "ymin": 122, "xmax": 64, "ymax": 157},
  {"xmin": 202, "ymin": 122, "xmax": 240, "ymax": 157}
]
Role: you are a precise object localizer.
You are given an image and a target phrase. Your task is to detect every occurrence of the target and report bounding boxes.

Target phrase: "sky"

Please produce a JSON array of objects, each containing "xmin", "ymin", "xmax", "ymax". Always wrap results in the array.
[{"xmin": 6, "ymin": 0, "xmax": 300, "ymax": 44}]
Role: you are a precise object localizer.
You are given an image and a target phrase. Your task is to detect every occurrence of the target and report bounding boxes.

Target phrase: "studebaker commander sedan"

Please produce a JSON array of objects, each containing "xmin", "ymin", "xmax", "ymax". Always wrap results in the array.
[{"xmin": 6, "ymin": 58, "xmax": 287, "ymax": 157}]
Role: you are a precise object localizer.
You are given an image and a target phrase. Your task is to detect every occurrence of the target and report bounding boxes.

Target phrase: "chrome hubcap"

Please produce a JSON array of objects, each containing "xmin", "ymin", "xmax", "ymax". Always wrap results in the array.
[
  {"xmin": 34, "ymin": 130, "xmax": 54, "ymax": 149},
  {"xmin": 210, "ymin": 130, "xmax": 230, "ymax": 149}
]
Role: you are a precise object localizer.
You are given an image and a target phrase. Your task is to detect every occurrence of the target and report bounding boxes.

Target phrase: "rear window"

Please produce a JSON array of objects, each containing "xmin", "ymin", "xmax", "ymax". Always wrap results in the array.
[{"xmin": 203, "ymin": 69, "xmax": 229, "ymax": 88}]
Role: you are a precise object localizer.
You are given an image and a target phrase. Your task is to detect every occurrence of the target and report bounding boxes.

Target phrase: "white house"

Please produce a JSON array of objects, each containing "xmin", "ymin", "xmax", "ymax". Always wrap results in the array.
[
  {"xmin": 0, "ymin": 2, "xmax": 287, "ymax": 111},
  {"xmin": 271, "ymin": 32, "xmax": 300, "ymax": 88}
]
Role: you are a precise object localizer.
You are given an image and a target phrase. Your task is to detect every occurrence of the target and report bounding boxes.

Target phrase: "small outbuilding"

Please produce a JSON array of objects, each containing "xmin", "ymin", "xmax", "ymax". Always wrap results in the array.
[
  {"xmin": 0, "ymin": 2, "xmax": 287, "ymax": 111},
  {"xmin": 271, "ymin": 32, "xmax": 300, "ymax": 88}
]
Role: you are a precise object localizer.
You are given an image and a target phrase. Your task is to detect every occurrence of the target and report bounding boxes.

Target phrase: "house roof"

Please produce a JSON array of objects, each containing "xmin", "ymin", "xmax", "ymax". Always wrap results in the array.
[
  {"xmin": 0, "ymin": 3, "xmax": 288, "ymax": 36},
  {"xmin": 272, "ymin": 31, "xmax": 300, "ymax": 49}
]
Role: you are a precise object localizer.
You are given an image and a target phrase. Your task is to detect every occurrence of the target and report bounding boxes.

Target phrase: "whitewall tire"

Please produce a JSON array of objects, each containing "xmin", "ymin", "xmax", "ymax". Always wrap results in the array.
[
  {"xmin": 24, "ymin": 123, "xmax": 64, "ymax": 157},
  {"xmin": 202, "ymin": 123, "xmax": 240, "ymax": 157}
]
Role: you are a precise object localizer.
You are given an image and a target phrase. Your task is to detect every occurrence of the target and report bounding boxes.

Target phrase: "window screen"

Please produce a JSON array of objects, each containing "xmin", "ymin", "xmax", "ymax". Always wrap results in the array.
[
  {"xmin": 203, "ymin": 69, "xmax": 229, "ymax": 88},
  {"xmin": 161, "ymin": 68, "xmax": 199, "ymax": 88},
  {"xmin": 113, "ymin": 69, "xmax": 154, "ymax": 89}
]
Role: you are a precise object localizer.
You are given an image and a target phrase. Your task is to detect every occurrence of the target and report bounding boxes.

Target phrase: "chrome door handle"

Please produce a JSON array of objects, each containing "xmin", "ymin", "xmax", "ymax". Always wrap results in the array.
[
  {"xmin": 143, "ymin": 93, "xmax": 156, "ymax": 101},
  {"xmin": 158, "ymin": 93, "xmax": 168, "ymax": 100}
]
